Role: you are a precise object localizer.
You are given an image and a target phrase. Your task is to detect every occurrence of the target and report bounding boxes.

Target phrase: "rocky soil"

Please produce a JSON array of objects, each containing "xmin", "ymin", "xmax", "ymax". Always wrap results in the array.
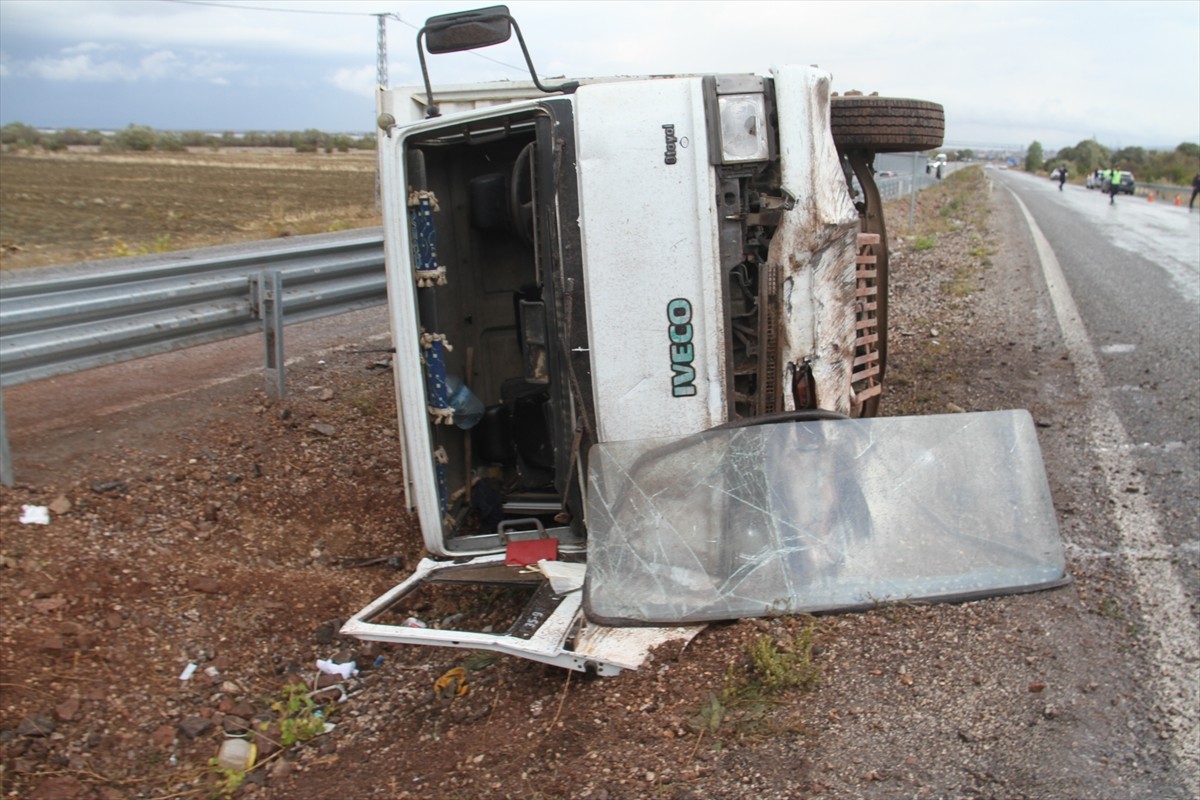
[{"xmin": 1, "ymin": 167, "xmax": 1191, "ymax": 799}]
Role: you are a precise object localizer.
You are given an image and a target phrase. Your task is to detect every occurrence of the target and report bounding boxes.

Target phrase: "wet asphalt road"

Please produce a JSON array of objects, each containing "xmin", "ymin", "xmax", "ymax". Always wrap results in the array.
[
  {"xmin": 993, "ymin": 166, "xmax": 1200, "ymax": 792},
  {"xmin": 993, "ymin": 168, "xmax": 1199, "ymax": 573}
]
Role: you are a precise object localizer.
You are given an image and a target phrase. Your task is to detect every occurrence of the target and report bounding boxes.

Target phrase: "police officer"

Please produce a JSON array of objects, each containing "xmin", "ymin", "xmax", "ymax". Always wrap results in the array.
[{"xmin": 1108, "ymin": 165, "xmax": 1120, "ymax": 205}]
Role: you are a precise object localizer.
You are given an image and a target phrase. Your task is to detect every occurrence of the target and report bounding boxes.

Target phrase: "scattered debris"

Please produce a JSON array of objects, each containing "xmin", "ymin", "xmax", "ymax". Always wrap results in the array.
[
  {"xmin": 18, "ymin": 505, "xmax": 49, "ymax": 525},
  {"xmin": 316, "ymin": 659, "xmax": 358, "ymax": 680}
]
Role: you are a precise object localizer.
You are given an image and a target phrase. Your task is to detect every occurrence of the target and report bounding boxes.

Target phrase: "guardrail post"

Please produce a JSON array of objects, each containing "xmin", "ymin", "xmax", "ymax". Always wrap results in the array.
[
  {"xmin": 0, "ymin": 388, "xmax": 13, "ymax": 487},
  {"xmin": 257, "ymin": 270, "xmax": 286, "ymax": 399},
  {"xmin": 909, "ymin": 152, "xmax": 919, "ymax": 230}
]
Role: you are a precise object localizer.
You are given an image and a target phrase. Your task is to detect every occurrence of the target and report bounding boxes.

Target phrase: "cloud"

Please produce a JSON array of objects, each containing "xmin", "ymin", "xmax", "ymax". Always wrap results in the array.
[
  {"xmin": 27, "ymin": 52, "xmax": 131, "ymax": 82},
  {"xmin": 329, "ymin": 65, "xmax": 376, "ymax": 98},
  {"xmin": 13, "ymin": 44, "xmax": 242, "ymax": 86},
  {"xmin": 61, "ymin": 41, "xmax": 120, "ymax": 55}
]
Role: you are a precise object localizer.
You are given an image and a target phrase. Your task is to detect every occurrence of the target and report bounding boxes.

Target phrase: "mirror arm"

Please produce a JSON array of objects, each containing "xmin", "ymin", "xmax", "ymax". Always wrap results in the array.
[
  {"xmin": 507, "ymin": 16, "xmax": 580, "ymax": 96},
  {"xmin": 416, "ymin": 30, "xmax": 441, "ymax": 118},
  {"xmin": 417, "ymin": 12, "xmax": 578, "ymax": 120}
]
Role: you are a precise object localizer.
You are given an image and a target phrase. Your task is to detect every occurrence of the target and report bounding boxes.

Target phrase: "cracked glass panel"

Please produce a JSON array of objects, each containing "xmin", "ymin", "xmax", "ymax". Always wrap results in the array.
[{"xmin": 583, "ymin": 410, "xmax": 1066, "ymax": 625}]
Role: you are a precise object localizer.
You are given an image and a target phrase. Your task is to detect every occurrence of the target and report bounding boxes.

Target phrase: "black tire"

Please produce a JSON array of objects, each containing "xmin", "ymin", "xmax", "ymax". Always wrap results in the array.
[{"xmin": 830, "ymin": 96, "xmax": 944, "ymax": 153}]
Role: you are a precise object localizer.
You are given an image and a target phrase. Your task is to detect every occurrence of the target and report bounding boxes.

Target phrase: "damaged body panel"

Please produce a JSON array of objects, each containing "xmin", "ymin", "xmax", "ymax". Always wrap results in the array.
[{"xmin": 770, "ymin": 66, "xmax": 862, "ymax": 417}]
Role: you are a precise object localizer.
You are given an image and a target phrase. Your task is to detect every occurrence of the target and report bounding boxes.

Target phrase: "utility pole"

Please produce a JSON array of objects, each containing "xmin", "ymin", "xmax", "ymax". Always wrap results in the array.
[
  {"xmin": 375, "ymin": 13, "xmax": 389, "ymax": 88},
  {"xmin": 373, "ymin": 14, "xmax": 391, "ymax": 212}
]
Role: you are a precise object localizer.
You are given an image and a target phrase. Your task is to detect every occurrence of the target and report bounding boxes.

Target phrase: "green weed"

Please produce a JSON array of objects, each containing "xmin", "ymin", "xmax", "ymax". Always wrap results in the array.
[
  {"xmin": 692, "ymin": 622, "xmax": 821, "ymax": 736},
  {"xmin": 206, "ymin": 764, "xmax": 246, "ymax": 800},
  {"xmin": 111, "ymin": 234, "xmax": 173, "ymax": 257},
  {"xmin": 264, "ymin": 682, "xmax": 326, "ymax": 747},
  {"xmin": 946, "ymin": 265, "xmax": 981, "ymax": 297},
  {"xmin": 347, "ymin": 392, "xmax": 379, "ymax": 417}
]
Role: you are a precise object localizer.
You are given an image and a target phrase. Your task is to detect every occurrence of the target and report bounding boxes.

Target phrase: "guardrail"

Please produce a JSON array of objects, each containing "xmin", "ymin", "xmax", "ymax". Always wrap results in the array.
[
  {"xmin": 1131, "ymin": 182, "xmax": 1190, "ymax": 203},
  {"xmin": 0, "ymin": 231, "xmax": 389, "ymax": 485},
  {"xmin": 0, "ymin": 231, "xmax": 387, "ymax": 388},
  {"xmin": 876, "ymin": 172, "xmax": 940, "ymax": 201}
]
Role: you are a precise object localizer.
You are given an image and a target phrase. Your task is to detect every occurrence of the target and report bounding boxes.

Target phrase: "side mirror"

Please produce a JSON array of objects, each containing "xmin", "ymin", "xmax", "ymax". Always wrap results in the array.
[
  {"xmin": 424, "ymin": 5, "xmax": 512, "ymax": 54},
  {"xmin": 417, "ymin": 5, "xmax": 578, "ymax": 118}
]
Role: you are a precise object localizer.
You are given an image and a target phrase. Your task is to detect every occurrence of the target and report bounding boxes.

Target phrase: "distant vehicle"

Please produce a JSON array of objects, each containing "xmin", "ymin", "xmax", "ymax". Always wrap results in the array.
[
  {"xmin": 877, "ymin": 170, "xmax": 897, "ymax": 177},
  {"xmin": 1089, "ymin": 170, "xmax": 1135, "ymax": 194}
]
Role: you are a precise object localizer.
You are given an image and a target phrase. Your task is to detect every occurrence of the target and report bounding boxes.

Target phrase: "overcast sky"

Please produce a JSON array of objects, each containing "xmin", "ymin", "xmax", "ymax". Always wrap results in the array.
[{"xmin": 1, "ymin": 0, "xmax": 1197, "ymax": 151}]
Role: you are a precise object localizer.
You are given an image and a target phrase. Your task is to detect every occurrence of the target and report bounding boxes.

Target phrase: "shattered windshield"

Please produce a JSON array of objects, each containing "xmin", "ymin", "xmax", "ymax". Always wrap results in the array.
[{"xmin": 583, "ymin": 410, "xmax": 1066, "ymax": 625}]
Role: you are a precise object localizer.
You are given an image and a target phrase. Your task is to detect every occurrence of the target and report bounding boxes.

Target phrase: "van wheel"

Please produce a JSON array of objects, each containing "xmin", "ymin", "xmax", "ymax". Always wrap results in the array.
[{"xmin": 830, "ymin": 96, "xmax": 944, "ymax": 153}]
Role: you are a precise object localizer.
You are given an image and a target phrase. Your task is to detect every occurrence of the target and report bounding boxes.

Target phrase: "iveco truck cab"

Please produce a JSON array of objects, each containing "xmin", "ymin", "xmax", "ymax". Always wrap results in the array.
[{"xmin": 342, "ymin": 6, "xmax": 1067, "ymax": 674}]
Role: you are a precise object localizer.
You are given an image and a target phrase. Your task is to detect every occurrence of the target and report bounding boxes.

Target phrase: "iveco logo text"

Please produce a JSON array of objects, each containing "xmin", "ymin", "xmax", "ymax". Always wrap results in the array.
[
  {"xmin": 667, "ymin": 298, "xmax": 696, "ymax": 397},
  {"xmin": 662, "ymin": 124, "xmax": 678, "ymax": 165}
]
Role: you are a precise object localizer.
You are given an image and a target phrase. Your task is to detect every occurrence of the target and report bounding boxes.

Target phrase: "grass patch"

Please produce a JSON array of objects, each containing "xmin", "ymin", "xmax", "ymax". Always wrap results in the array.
[
  {"xmin": 692, "ymin": 621, "xmax": 821, "ymax": 737},
  {"xmin": 267, "ymin": 681, "xmax": 328, "ymax": 746},
  {"xmin": 111, "ymin": 234, "xmax": 173, "ymax": 257},
  {"xmin": 938, "ymin": 197, "xmax": 963, "ymax": 218},
  {"xmin": 347, "ymin": 392, "xmax": 380, "ymax": 417},
  {"xmin": 912, "ymin": 235, "xmax": 937, "ymax": 251},
  {"xmin": 946, "ymin": 265, "xmax": 981, "ymax": 297}
]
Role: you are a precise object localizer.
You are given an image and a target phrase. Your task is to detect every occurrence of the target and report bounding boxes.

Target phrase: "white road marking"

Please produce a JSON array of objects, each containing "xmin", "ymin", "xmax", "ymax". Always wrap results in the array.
[{"xmin": 1009, "ymin": 190, "xmax": 1200, "ymax": 791}]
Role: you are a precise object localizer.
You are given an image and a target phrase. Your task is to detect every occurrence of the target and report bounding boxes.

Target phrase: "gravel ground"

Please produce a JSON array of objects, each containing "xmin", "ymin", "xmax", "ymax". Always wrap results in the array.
[{"xmin": 1, "ymin": 167, "xmax": 1193, "ymax": 799}]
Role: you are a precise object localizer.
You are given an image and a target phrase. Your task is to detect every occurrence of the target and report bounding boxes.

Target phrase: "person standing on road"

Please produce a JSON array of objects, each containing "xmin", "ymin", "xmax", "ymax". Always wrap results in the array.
[
  {"xmin": 1058, "ymin": 165, "xmax": 1068, "ymax": 191},
  {"xmin": 1108, "ymin": 165, "xmax": 1120, "ymax": 205},
  {"xmin": 1190, "ymin": 172, "xmax": 1200, "ymax": 210}
]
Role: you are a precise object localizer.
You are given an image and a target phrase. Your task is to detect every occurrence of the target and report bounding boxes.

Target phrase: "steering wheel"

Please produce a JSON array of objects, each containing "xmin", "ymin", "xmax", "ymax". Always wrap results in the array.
[{"xmin": 510, "ymin": 142, "xmax": 536, "ymax": 245}]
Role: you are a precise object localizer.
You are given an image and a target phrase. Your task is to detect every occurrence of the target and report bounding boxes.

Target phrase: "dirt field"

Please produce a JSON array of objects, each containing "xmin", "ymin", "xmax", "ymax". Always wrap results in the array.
[
  {"xmin": 1, "ymin": 165, "xmax": 1192, "ymax": 799},
  {"xmin": 0, "ymin": 149, "xmax": 381, "ymax": 270}
]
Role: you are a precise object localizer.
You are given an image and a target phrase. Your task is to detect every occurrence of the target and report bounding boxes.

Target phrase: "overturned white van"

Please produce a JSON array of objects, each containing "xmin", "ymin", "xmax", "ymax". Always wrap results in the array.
[{"xmin": 342, "ymin": 6, "xmax": 1067, "ymax": 675}]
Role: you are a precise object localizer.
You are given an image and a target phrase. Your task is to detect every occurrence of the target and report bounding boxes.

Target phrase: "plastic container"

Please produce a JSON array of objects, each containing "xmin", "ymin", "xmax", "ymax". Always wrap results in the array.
[
  {"xmin": 216, "ymin": 737, "xmax": 256, "ymax": 771},
  {"xmin": 445, "ymin": 375, "xmax": 485, "ymax": 429}
]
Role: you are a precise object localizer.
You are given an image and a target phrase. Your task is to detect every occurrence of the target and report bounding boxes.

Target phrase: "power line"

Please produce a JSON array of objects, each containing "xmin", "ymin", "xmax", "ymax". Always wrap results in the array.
[
  {"xmin": 165, "ymin": 0, "xmax": 380, "ymax": 17},
  {"xmin": 160, "ymin": 0, "xmax": 535, "ymax": 77}
]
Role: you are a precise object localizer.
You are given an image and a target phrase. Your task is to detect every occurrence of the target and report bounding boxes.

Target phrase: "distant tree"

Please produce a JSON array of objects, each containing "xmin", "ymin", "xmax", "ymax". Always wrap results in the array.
[
  {"xmin": 1, "ymin": 121, "xmax": 42, "ymax": 147},
  {"xmin": 1112, "ymin": 146, "xmax": 1147, "ymax": 170},
  {"xmin": 156, "ymin": 132, "xmax": 186, "ymax": 152},
  {"xmin": 1057, "ymin": 139, "xmax": 1108, "ymax": 175},
  {"xmin": 355, "ymin": 134, "xmax": 377, "ymax": 150},
  {"xmin": 293, "ymin": 128, "xmax": 328, "ymax": 153},
  {"xmin": 180, "ymin": 130, "xmax": 217, "ymax": 148},
  {"xmin": 56, "ymin": 128, "xmax": 90, "ymax": 146},
  {"xmin": 1024, "ymin": 141, "xmax": 1044, "ymax": 172},
  {"xmin": 1140, "ymin": 142, "xmax": 1200, "ymax": 185},
  {"xmin": 114, "ymin": 124, "xmax": 157, "ymax": 152}
]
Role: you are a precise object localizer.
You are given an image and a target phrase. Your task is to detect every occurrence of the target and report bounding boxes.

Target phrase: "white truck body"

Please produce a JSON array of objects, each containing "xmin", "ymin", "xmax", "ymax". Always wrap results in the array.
[{"xmin": 342, "ymin": 7, "xmax": 1064, "ymax": 674}]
